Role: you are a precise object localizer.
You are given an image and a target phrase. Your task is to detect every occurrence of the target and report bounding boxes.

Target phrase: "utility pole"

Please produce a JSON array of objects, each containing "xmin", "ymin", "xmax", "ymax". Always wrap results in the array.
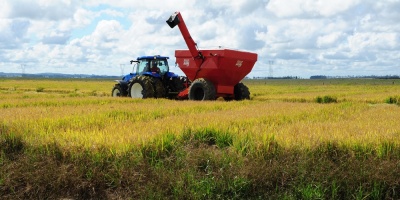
[
  {"xmin": 268, "ymin": 60, "xmax": 274, "ymax": 79},
  {"xmin": 20, "ymin": 64, "xmax": 26, "ymax": 77},
  {"xmin": 120, "ymin": 64, "xmax": 125, "ymax": 76}
]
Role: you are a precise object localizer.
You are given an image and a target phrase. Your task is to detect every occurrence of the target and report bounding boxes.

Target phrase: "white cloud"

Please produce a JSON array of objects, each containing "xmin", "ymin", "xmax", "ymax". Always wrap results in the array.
[
  {"xmin": 267, "ymin": 0, "xmax": 361, "ymax": 18},
  {"xmin": 0, "ymin": 19, "xmax": 30, "ymax": 49},
  {"xmin": 348, "ymin": 32, "xmax": 399, "ymax": 52},
  {"xmin": 42, "ymin": 31, "xmax": 70, "ymax": 45},
  {"xmin": 0, "ymin": 1, "xmax": 11, "ymax": 18},
  {"xmin": 83, "ymin": 0, "xmax": 195, "ymax": 11},
  {"xmin": 73, "ymin": 8, "xmax": 95, "ymax": 28},
  {"xmin": 205, "ymin": 0, "xmax": 267, "ymax": 15},
  {"xmin": 0, "ymin": 0, "xmax": 399, "ymax": 77},
  {"xmin": 7, "ymin": 0, "xmax": 77, "ymax": 20},
  {"xmin": 317, "ymin": 32, "xmax": 346, "ymax": 48}
]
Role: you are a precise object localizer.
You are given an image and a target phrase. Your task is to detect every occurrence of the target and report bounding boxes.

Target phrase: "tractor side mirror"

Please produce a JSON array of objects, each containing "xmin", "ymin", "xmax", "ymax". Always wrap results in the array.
[
  {"xmin": 130, "ymin": 60, "xmax": 139, "ymax": 65},
  {"xmin": 166, "ymin": 13, "xmax": 180, "ymax": 28}
]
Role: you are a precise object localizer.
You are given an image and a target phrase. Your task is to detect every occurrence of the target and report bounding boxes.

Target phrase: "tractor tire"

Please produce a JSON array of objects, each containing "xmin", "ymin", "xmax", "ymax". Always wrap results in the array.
[
  {"xmin": 111, "ymin": 84, "xmax": 127, "ymax": 97},
  {"xmin": 151, "ymin": 77, "xmax": 166, "ymax": 98},
  {"xmin": 233, "ymin": 82, "xmax": 250, "ymax": 100},
  {"xmin": 129, "ymin": 76, "xmax": 155, "ymax": 99},
  {"xmin": 189, "ymin": 78, "xmax": 216, "ymax": 101}
]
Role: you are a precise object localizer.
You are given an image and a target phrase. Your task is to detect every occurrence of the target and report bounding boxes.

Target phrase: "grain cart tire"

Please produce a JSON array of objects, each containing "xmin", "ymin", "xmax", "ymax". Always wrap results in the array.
[
  {"xmin": 111, "ymin": 84, "xmax": 127, "ymax": 97},
  {"xmin": 189, "ymin": 78, "xmax": 216, "ymax": 101},
  {"xmin": 234, "ymin": 82, "xmax": 250, "ymax": 100},
  {"xmin": 151, "ymin": 77, "xmax": 166, "ymax": 98},
  {"xmin": 129, "ymin": 76, "xmax": 155, "ymax": 99}
]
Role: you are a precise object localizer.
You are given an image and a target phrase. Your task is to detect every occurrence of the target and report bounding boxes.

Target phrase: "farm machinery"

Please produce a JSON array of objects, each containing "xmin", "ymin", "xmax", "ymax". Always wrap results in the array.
[
  {"xmin": 112, "ymin": 11, "xmax": 257, "ymax": 100},
  {"xmin": 111, "ymin": 55, "xmax": 188, "ymax": 99}
]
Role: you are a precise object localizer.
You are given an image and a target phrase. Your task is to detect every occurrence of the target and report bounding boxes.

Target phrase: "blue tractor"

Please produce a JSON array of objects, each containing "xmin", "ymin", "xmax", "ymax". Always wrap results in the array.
[{"xmin": 111, "ymin": 55, "xmax": 189, "ymax": 99}]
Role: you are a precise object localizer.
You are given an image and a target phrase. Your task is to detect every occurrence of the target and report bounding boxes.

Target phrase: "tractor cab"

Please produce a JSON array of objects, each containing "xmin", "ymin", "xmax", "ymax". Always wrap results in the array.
[
  {"xmin": 134, "ymin": 55, "xmax": 180, "ymax": 81},
  {"xmin": 136, "ymin": 56, "xmax": 169, "ymax": 77},
  {"xmin": 121, "ymin": 55, "xmax": 170, "ymax": 83}
]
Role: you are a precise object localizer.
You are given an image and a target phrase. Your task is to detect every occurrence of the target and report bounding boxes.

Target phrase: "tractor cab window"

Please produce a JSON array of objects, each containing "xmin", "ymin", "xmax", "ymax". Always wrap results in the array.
[
  {"xmin": 137, "ymin": 59, "xmax": 169, "ymax": 75},
  {"xmin": 137, "ymin": 60, "xmax": 150, "ymax": 74},
  {"xmin": 155, "ymin": 59, "xmax": 169, "ymax": 75}
]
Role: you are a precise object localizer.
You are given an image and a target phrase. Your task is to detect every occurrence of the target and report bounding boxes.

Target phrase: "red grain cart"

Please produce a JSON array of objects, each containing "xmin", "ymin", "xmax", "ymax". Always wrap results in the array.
[{"xmin": 167, "ymin": 12, "xmax": 258, "ymax": 100}]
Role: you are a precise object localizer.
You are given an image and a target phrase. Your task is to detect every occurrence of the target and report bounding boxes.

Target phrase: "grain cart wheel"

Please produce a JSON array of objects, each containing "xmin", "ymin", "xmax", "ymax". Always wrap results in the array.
[
  {"xmin": 233, "ymin": 82, "xmax": 250, "ymax": 100},
  {"xmin": 151, "ymin": 77, "xmax": 166, "ymax": 98},
  {"xmin": 111, "ymin": 84, "xmax": 127, "ymax": 97},
  {"xmin": 189, "ymin": 78, "xmax": 216, "ymax": 101},
  {"xmin": 129, "ymin": 76, "xmax": 155, "ymax": 98}
]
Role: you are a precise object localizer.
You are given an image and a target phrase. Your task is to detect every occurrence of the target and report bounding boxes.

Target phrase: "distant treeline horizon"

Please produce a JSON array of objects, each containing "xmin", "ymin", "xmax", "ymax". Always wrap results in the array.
[{"xmin": 1, "ymin": 72, "xmax": 399, "ymax": 80}]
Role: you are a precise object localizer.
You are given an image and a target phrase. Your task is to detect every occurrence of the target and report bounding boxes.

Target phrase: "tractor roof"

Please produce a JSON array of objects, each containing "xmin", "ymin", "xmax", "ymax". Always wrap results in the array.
[{"xmin": 137, "ymin": 55, "xmax": 169, "ymax": 60}]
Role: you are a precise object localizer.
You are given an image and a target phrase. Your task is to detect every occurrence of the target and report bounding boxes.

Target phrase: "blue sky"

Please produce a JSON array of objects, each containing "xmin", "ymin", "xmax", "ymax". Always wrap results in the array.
[{"xmin": 0, "ymin": 0, "xmax": 399, "ymax": 78}]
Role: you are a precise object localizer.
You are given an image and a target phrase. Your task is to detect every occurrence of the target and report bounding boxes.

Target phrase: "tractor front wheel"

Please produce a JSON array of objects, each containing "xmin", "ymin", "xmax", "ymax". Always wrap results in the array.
[
  {"xmin": 189, "ymin": 78, "xmax": 216, "ymax": 101},
  {"xmin": 111, "ymin": 84, "xmax": 127, "ymax": 97},
  {"xmin": 129, "ymin": 76, "xmax": 155, "ymax": 99}
]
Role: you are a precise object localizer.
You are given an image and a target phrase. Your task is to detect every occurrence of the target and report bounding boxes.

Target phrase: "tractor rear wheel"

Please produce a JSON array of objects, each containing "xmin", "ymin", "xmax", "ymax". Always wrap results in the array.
[
  {"xmin": 152, "ymin": 77, "xmax": 165, "ymax": 98},
  {"xmin": 189, "ymin": 78, "xmax": 216, "ymax": 101},
  {"xmin": 111, "ymin": 84, "xmax": 127, "ymax": 97},
  {"xmin": 129, "ymin": 76, "xmax": 155, "ymax": 99},
  {"xmin": 233, "ymin": 82, "xmax": 250, "ymax": 100}
]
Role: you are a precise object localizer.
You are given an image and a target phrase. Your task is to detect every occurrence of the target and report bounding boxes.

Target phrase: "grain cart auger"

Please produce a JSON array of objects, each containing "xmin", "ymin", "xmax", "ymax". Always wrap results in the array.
[{"xmin": 167, "ymin": 11, "xmax": 258, "ymax": 101}]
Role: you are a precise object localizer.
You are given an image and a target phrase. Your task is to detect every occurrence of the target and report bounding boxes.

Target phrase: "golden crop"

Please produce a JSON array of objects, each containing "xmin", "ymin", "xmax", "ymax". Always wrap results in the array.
[
  {"xmin": 1, "ymin": 78, "xmax": 400, "ymax": 199},
  {"xmin": 1, "ymin": 78, "xmax": 399, "ymax": 155}
]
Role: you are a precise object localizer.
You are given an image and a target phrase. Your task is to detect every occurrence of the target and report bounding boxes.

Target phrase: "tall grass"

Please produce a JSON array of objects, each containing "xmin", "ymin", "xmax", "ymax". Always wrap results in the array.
[
  {"xmin": 385, "ymin": 95, "xmax": 400, "ymax": 105},
  {"xmin": 0, "ymin": 78, "xmax": 399, "ymax": 198}
]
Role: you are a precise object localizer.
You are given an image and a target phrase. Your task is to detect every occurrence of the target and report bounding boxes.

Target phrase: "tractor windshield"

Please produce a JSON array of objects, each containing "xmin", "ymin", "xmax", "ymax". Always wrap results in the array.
[
  {"xmin": 153, "ymin": 59, "xmax": 169, "ymax": 75},
  {"xmin": 137, "ymin": 59, "xmax": 169, "ymax": 75},
  {"xmin": 137, "ymin": 61, "xmax": 150, "ymax": 74}
]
